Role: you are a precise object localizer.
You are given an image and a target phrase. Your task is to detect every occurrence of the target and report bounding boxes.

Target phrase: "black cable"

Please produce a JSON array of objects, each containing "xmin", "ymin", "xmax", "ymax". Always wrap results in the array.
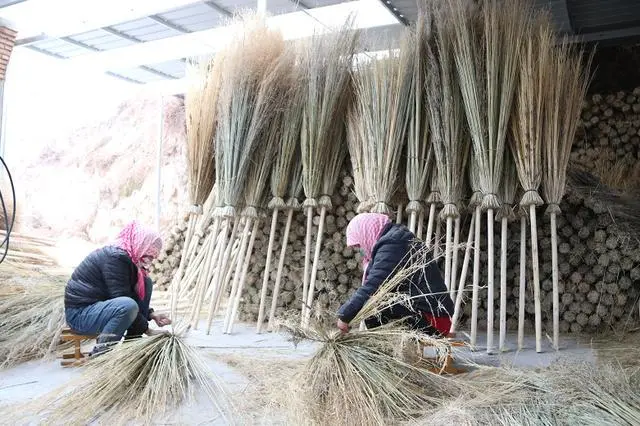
[{"xmin": 0, "ymin": 154, "xmax": 16, "ymax": 264}]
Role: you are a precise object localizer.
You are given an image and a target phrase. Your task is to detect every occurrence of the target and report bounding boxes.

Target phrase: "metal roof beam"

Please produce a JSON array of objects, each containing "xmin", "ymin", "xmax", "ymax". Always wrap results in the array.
[
  {"xmin": 148, "ymin": 15, "xmax": 190, "ymax": 33},
  {"xmin": 203, "ymin": 1, "xmax": 232, "ymax": 17}
]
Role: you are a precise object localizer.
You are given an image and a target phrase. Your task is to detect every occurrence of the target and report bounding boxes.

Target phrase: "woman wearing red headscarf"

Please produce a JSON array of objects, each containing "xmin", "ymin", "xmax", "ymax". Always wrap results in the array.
[
  {"xmin": 65, "ymin": 221, "xmax": 171, "ymax": 355},
  {"xmin": 336, "ymin": 213, "xmax": 454, "ymax": 336}
]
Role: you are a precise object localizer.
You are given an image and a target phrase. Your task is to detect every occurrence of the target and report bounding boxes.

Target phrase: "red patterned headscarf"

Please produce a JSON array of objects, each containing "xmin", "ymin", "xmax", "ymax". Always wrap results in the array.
[
  {"xmin": 346, "ymin": 213, "xmax": 391, "ymax": 276},
  {"xmin": 115, "ymin": 221, "xmax": 162, "ymax": 300}
]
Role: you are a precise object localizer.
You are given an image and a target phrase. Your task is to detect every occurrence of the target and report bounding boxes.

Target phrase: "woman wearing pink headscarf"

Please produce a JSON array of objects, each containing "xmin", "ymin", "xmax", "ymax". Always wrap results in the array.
[
  {"xmin": 336, "ymin": 213, "xmax": 454, "ymax": 336},
  {"xmin": 65, "ymin": 221, "xmax": 171, "ymax": 356}
]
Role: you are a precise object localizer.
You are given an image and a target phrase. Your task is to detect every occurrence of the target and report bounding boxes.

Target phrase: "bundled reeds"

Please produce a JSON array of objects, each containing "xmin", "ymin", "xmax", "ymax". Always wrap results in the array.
[
  {"xmin": 448, "ymin": 0, "xmax": 527, "ymax": 353},
  {"xmin": 283, "ymin": 246, "xmax": 456, "ymax": 425},
  {"xmin": 511, "ymin": 11, "xmax": 554, "ymax": 352},
  {"xmin": 542, "ymin": 40, "xmax": 592, "ymax": 349},
  {"xmin": 299, "ymin": 25, "xmax": 357, "ymax": 326},
  {"xmin": 9, "ymin": 333, "xmax": 234, "ymax": 425},
  {"xmin": 0, "ymin": 280, "xmax": 65, "ymax": 369}
]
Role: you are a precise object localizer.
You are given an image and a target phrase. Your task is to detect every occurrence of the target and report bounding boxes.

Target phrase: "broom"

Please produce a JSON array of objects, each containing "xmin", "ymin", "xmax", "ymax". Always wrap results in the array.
[
  {"xmin": 424, "ymin": 5, "xmax": 469, "ymax": 299},
  {"xmin": 0, "ymin": 280, "xmax": 65, "ymax": 369},
  {"xmin": 346, "ymin": 92, "xmax": 373, "ymax": 212},
  {"xmin": 542, "ymin": 40, "xmax": 591, "ymax": 350},
  {"xmin": 511, "ymin": 11, "xmax": 553, "ymax": 353},
  {"xmin": 406, "ymin": 16, "xmax": 434, "ymax": 236},
  {"xmin": 496, "ymin": 152, "xmax": 518, "ymax": 351},
  {"xmin": 205, "ymin": 17, "xmax": 285, "ymax": 333},
  {"xmin": 517, "ymin": 206, "xmax": 528, "ymax": 350},
  {"xmin": 299, "ymin": 25, "xmax": 357, "ymax": 326},
  {"xmin": 283, "ymin": 246, "xmax": 455, "ymax": 425},
  {"xmin": 256, "ymin": 47, "xmax": 304, "ymax": 333},
  {"xmin": 448, "ymin": 0, "xmax": 525, "ymax": 354}
]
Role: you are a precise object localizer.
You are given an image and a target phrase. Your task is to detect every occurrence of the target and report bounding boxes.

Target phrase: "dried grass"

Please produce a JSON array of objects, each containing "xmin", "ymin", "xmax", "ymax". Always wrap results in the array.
[
  {"xmin": 0, "ymin": 280, "xmax": 65, "ymax": 369},
  {"xmin": 592, "ymin": 157, "xmax": 640, "ymax": 194},
  {"xmin": 7, "ymin": 333, "xmax": 235, "ymax": 425}
]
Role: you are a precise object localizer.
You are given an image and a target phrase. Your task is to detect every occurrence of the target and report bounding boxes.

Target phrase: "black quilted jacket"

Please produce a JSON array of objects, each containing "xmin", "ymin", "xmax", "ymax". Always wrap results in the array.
[
  {"xmin": 337, "ymin": 223, "xmax": 454, "ymax": 323},
  {"xmin": 65, "ymin": 246, "xmax": 149, "ymax": 332}
]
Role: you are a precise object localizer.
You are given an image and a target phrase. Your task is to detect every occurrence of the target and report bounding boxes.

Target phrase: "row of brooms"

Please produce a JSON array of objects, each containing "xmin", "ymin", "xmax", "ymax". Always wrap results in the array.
[{"xmin": 169, "ymin": 0, "xmax": 590, "ymax": 355}]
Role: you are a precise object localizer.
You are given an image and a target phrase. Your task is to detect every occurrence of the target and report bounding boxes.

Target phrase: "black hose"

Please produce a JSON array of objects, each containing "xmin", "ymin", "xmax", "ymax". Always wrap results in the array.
[{"xmin": 0, "ymin": 154, "xmax": 16, "ymax": 264}]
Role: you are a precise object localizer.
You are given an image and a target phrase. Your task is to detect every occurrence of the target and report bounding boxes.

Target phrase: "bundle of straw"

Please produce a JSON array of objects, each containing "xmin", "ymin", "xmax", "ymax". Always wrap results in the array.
[
  {"xmin": 347, "ymin": 31, "xmax": 413, "ymax": 216},
  {"xmin": 405, "ymin": 16, "xmax": 433, "ymax": 236},
  {"xmin": 511, "ymin": 11, "xmax": 554, "ymax": 352},
  {"xmin": 205, "ymin": 17, "xmax": 285, "ymax": 333},
  {"xmin": 0, "ymin": 280, "xmax": 65, "ymax": 368},
  {"xmin": 284, "ymin": 246, "xmax": 456, "ymax": 425},
  {"xmin": 449, "ymin": 0, "xmax": 527, "ymax": 353},
  {"xmin": 346, "ymin": 97, "xmax": 373, "ymax": 213},
  {"xmin": 542, "ymin": 41, "xmax": 591, "ymax": 350},
  {"xmin": 256, "ymin": 47, "xmax": 304, "ymax": 333},
  {"xmin": 299, "ymin": 26, "xmax": 357, "ymax": 325},
  {"xmin": 424, "ymin": 5, "xmax": 469, "ymax": 304},
  {"xmin": 10, "ymin": 333, "xmax": 234, "ymax": 425}
]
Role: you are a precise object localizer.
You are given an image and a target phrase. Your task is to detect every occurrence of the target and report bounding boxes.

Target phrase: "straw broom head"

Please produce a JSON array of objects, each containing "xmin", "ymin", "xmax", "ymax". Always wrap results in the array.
[
  {"xmin": 300, "ymin": 24, "xmax": 358, "ymax": 211},
  {"xmin": 349, "ymin": 30, "xmax": 414, "ymax": 215},
  {"xmin": 214, "ymin": 15, "xmax": 284, "ymax": 217},
  {"xmin": 511, "ymin": 9, "xmax": 554, "ymax": 208},
  {"xmin": 542, "ymin": 40, "xmax": 593, "ymax": 215},
  {"xmin": 185, "ymin": 56, "xmax": 220, "ymax": 212},
  {"xmin": 496, "ymin": 149, "xmax": 519, "ymax": 222},
  {"xmin": 346, "ymin": 104, "xmax": 373, "ymax": 212}
]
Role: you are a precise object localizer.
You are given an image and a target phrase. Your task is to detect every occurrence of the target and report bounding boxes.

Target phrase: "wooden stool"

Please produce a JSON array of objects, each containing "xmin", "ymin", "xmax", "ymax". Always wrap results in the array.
[
  {"xmin": 60, "ymin": 328, "xmax": 96, "ymax": 367},
  {"xmin": 419, "ymin": 339, "xmax": 467, "ymax": 375}
]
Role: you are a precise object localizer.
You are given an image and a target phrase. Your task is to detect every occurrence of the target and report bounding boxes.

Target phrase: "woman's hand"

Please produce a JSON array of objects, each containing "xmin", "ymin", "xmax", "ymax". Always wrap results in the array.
[
  {"xmin": 150, "ymin": 312, "xmax": 172, "ymax": 327},
  {"xmin": 337, "ymin": 319, "xmax": 350, "ymax": 334},
  {"xmin": 145, "ymin": 328, "xmax": 169, "ymax": 336}
]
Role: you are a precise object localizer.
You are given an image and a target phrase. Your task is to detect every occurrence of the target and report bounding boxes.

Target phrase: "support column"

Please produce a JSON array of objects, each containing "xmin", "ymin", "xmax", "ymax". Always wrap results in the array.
[
  {"xmin": 156, "ymin": 96, "xmax": 163, "ymax": 231},
  {"xmin": 0, "ymin": 26, "xmax": 17, "ymax": 159}
]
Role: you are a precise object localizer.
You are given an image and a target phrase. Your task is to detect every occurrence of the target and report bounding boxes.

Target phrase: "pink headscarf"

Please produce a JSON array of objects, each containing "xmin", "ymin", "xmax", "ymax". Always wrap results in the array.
[
  {"xmin": 346, "ymin": 213, "xmax": 391, "ymax": 275},
  {"xmin": 115, "ymin": 221, "xmax": 162, "ymax": 300}
]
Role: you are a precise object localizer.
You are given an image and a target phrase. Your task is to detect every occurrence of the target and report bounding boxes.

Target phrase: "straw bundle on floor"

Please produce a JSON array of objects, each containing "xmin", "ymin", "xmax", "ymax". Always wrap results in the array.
[
  {"xmin": 511, "ymin": 11, "xmax": 554, "ymax": 352},
  {"xmin": 542, "ymin": 41, "xmax": 592, "ymax": 349},
  {"xmin": 424, "ymin": 4, "xmax": 469, "ymax": 303},
  {"xmin": 283, "ymin": 247, "xmax": 456, "ymax": 425},
  {"xmin": 205, "ymin": 17, "xmax": 285, "ymax": 333},
  {"xmin": 448, "ymin": 0, "xmax": 527, "ymax": 353},
  {"xmin": 256, "ymin": 47, "xmax": 304, "ymax": 333},
  {"xmin": 299, "ymin": 26, "xmax": 357, "ymax": 325},
  {"xmin": 347, "ymin": 30, "xmax": 413, "ymax": 215},
  {"xmin": 405, "ymin": 16, "xmax": 433, "ymax": 236},
  {"xmin": 10, "ymin": 333, "xmax": 234, "ymax": 425},
  {"xmin": 0, "ymin": 280, "xmax": 65, "ymax": 369}
]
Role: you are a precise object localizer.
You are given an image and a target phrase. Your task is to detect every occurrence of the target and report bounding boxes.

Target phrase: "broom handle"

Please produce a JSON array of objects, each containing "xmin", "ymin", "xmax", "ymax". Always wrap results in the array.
[
  {"xmin": 256, "ymin": 208, "xmax": 279, "ymax": 333},
  {"xmin": 530, "ymin": 204, "xmax": 542, "ymax": 353},
  {"xmin": 205, "ymin": 217, "xmax": 234, "ymax": 334},
  {"xmin": 303, "ymin": 206, "xmax": 327, "ymax": 328},
  {"xmin": 408, "ymin": 210, "xmax": 417, "ymax": 234},
  {"xmin": 226, "ymin": 219, "xmax": 260, "ymax": 334},
  {"xmin": 450, "ymin": 216, "xmax": 461, "ymax": 300},
  {"xmin": 170, "ymin": 215, "xmax": 196, "ymax": 296},
  {"xmin": 211, "ymin": 218, "xmax": 241, "ymax": 322},
  {"xmin": 268, "ymin": 209, "xmax": 294, "ymax": 331},
  {"xmin": 190, "ymin": 217, "xmax": 221, "ymax": 329},
  {"xmin": 444, "ymin": 216, "xmax": 453, "ymax": 293},
  {"xmin": 471, "ymin": 205, "xmax": 481, "ymax": 348},
  {"xmin": 178, "ymin": 215, "xmax": 201, "ymax": 282},
  {"xmin": 425, "ymin": 203, "xmax": 436, "ymax": 249},
  {"xmin": 518, "ymin": 215, "xmax": 527, "ymax": 350},
  {"xmin": 433, "ymin": 216, "xmax": 442, "ymax": 260},
  {"xmin": 450, "ymin": 214, "xmax": 475, "ymax": 334},
  {"xmin": 396, "ymin": 204, "xmax": 403, "ymax": 224},
  {"xmin": 223, "ymin": 217, "xmax": 252, "ymax": 332},
  {"xmin": 487, "ymin": 209, "xmax": 495, "ymax": 354},
  {"xmin": 178, "ymin": 236, "xmax": 210, "ymax": 297},
  {"xmin": 301, "ymin": 206, "xmax": 314, "ymax": 321},
  {"xmin": 551, "ymin": 211, "xmax": 559, "ymax": 351},
  {"xmin": 417, "ymin": 210, "xmax": 425, "ymax": 240},
  {"xmin": 499, "ymin": 216, "xmax": 508, "ymax": 352}
]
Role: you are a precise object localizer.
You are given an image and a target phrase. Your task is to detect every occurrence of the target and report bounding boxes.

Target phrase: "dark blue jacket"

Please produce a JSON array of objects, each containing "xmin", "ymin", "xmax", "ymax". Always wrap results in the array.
[
  {"xmin": 64, "ymin": 246, "xmax": 150, "ymax": 333},
  {"xmin": 337, "ymin": 223, "xmax": 454, "ymax": 324}
]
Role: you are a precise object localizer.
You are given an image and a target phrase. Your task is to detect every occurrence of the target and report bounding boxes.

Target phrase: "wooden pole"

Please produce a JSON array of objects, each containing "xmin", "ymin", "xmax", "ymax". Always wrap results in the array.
[
  {"xmin": 444, "ymin": 216, "xmax": 453, "ymax": 293},
  {"xmin": 189, "ymin": 217, "xmax": 221, "ymax": 328},
  {"xmin": 450, "ymin": 214, "xmax": 475, "ymax": 334},
  {"xmin": 433, "ymin": 216, "xmax": 442, "ymax": 259},
  {"xmin": 223, "ymin": 217, "xmax": 252, "ymax": 331},
  {"xmin": 408, "ymin": 211, "xmax": 417, "ymax": 234},
  {"xmin": 499, "ymin": 216, "xmax": 508, "ymax": 352},
  {"xmin": 551, "ymin": 211, "xmax": 560, "ymax": 350},
  {"xmin": 301, "ymin": 206, "xmax": 314, "ymax": 321},
  {"xmin": 303, "ymin": 205, "xmax": 327, "ymax": 327},
  {"xmin": 417, "ymin": 210, "xmax": 425, "ymax": 240},
  {"xmin": 450, "ymin": 216, "xmax": 461, "ymax": 300},
  {"xmin": 518, "ymin": 214, "xmax": 527, "ymax": 350},
  {"xmin": 396, "ymin": 204, "xmax": 403, "ymax": 225},
  {"xmin": 487, "ymin": 209, "xmax": 495, "ymax": 354},
  {"xmin": 256, "ymin": 208, "xmax": 279, "ymax": 332},
  {"xmin": 267, "ymin": 208, "xmax": 294, "ymax": 331},
  {"xmin": 425, "ymin": 203, "xmax": 436, "ymax": 248},
  {"xmin": 530, "ymin": 204, "xmax": 542, "ymax": 353},
  {"xmin": 470, "ymin": 205, "xmax": 481, "ymax": 348}
]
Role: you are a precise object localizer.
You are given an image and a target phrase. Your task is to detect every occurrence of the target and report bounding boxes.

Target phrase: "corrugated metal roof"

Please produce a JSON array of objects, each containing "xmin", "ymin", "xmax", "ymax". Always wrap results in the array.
[{"xmin": 149, "ymin": 59, "xmax": 187, "ymax": 78}]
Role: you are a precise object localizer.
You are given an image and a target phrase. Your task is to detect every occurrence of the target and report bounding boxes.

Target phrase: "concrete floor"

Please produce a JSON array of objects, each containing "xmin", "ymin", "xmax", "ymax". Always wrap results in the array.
[{"xmin": 0, "ymin": 321, "xmax": 596, "ymax": 425}]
